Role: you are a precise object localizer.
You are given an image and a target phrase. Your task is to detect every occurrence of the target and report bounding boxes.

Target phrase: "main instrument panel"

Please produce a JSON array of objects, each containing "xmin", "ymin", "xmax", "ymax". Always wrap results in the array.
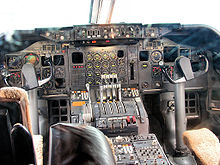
[{"xmin": 4, "ymin": 24, "xmax": 208, "ymax": 95}]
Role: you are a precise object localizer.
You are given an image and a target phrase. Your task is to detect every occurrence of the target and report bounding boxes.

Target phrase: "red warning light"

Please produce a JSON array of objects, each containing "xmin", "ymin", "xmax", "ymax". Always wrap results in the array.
[
  {"xmin": 92, "ymin": 40, "xmax": 96, "ymax": 44},
  {"xmin": 106, "ymin": 40, "xmax": 110, "ymax": 43}
]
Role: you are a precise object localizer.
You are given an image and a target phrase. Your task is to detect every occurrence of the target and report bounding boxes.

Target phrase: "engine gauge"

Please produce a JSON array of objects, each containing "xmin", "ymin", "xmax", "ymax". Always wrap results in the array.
[
  {"xmin": 95, "ymin": 77, "xmax": 101, "ymax": 85},
  {"xmin": 118, "ymin": 59, "xmax": 125, "ymax": 65},
  {"xmin": 115, "ymin": 28, "xmax": 120, "ymax": 37},
  {"xmin": 110, "ymin": 62, "xmax": 117, "ymax": 68},
  {"xmin": 94, "ymin": 62, "xmax": 101, "ymax": 69},
  {"xmin": 110, "ymin": 69, "xmax": 117, "ymax": 75},
  {"xmin": 86, "ymin": 78, "xmax": 94, "ymax": 85},
  {"xmin": 87, "ymin": 62, "xmax": 93, "ymax": 69},
  {"xmin": 151, "ymin": 51, "xmax": 162, "ymax": 63},
  {"xmin": 102, "ymin": 53, "xmax": 109, "ymax": 60},
  {"xmin": 87, "ymin": 54, "xmax": 93, "ymax": 61},
  {"xmin": 94, "ymin": 69, "xmax": 101, "ymax": 76},
  {"xmin": 102, "ymin": 61, "xmax": 109, "ymax": 68},
  {"xmin": 102, "ymin": 69, "xmax": 109, "ymax": 75},
  {"xmin": 87, "ymin": 71, "xmax": 93, "ymax": 77},
  {"xmin": 94, "ymin": 53, "xmax": 101, "ymax": 61},
  {"xmin": 110, "ymin": 52, "xmax": 117, "ymax": 60},
  {"xmin": 24, "ymin": 53, "xmax": 39, "ymax": 66}
]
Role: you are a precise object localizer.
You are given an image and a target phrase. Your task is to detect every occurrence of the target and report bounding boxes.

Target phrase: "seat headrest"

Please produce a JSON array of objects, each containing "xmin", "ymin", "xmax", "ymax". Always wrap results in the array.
[{"xmin": 49, "ymin": 123, "xmax": 115, "ymax": 165}]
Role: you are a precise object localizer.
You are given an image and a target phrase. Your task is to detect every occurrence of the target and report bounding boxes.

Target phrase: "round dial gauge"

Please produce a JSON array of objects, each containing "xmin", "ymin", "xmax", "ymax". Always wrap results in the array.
[
  {"xmin": 102, "ymin": 69, "xmax": 109, "ymax": 75},
  {"xmin": 87, "ymin": 62, "xmax": 93, "ymax": 69},
  {"xmin": 95, "ymin": 77, "xmax": 101, "ymax": 85},
  {"xmin": 86, "ymin": 78, "xmax": 94, "ymax": 85},
  {"xmin": 102, "ymin": 53, "xmax": 109, "ymax": 60},
  {"xmin": 87, "ymin": 54, "xmax": 93, "ymax": 61},
  {"xmin": 118, "ymin": 59, "xmax": 125, "ymax": 65},
  {"xmin": 94, "ymin": 69, "xmax": 101, "ymax": 76},
  {"xmin": 87, "ymin": 71, "xmax": 93, "ymax": 77},
  {"xmin": 110, "ymin": 62, "xmax": 117, "ymax": 68},
  {"xmin": 43, "ymin": 68, "xmax": 51, "ymax": 78},
  {"xmin": 54, "ymin": 67, "xmax": 65, "ymax": 78},
  {"xmin": 94, "ymin": 53, "xmax": 101, "ymax": 61},
  {"xmin": 24, "ymin": 53, "xmax": 39, "ymax": 66},
  {"xmin": 151, "ymin": 51, "xmax": 162, "ymax": 63},
  {"xmin": 94, "ymin": 62, "xmax": 101, "ymax": 69},
  {"xmin": 7, "ymin": 56, "xmax": 22, "ymax": 69},
  {"xmin": 110, "ymin": 69, "xmax": 117, "ymax": 75},
  {"xmin": 110, "ymin": 52, "xmax": 117, "ymax": 60},
  {"xmin": 8, "ymin": 72, "xmax": 22, "ymax": 86},
  {"xmin": 102, "ymin": 61, "xmax": 109, "ymax": 68}
]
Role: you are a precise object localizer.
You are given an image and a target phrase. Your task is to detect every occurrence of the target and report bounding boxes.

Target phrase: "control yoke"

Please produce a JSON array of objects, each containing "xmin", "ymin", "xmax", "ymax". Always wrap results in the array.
[
  {"xmin": 159, "ymin": 55, "xmax": 208, "ymax": 164},
  {"xmin": 21, "ymin": 61, "xmax": 53, "ymax": 90},
  {"xmin": 21, "ymin": 61, "xmax": 53, "ymax": 134},
  {"xmin": 160, "ymin": 55, "xmax": 208, "ymax": 84}
]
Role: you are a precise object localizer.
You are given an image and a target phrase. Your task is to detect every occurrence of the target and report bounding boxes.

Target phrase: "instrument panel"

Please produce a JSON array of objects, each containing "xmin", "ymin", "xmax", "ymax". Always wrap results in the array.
[
  {"xmin": 3, "ymin": 23, "xmax": 208, "ymax": 95},
  {"xmin": 84, "ymin": 50, "xmax": 125, "ymax": 84},
  {"xmin": 1, "ymin": 23, "xmax": 218, "ymax": 165}
]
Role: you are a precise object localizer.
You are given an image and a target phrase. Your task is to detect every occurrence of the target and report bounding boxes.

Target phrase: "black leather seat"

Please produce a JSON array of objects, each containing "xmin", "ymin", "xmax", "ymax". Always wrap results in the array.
[
  {"xmin": 49, "ymin": 123, "xmax": 115, "ymax": 165},
  {"xmin": 0, "ymin": 109, "xmax": 15, "ymax": 165},
  {"xmin": 11, "ymin": 123, "xmax": 36, "ymax": 165},
  {"xmin": 0, "ymin": 101, "xmax": 36, "ymax": 165}
]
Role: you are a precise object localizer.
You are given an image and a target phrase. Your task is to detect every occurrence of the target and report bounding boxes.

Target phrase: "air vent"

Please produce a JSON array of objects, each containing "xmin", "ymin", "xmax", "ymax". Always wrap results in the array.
[
  {"xmin": 185, "ymin": 92, "xmax": 200, "ymax": 119},
  {"xmin": 48, "ymin": 99, "xmax": 70, "ymax": 125}
]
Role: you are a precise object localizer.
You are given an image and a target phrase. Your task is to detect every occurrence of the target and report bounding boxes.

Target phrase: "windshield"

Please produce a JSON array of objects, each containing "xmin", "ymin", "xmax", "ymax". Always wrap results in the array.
[{"xmin": 1, "ymin": 0, "xmax": 220, "ymax": 32}]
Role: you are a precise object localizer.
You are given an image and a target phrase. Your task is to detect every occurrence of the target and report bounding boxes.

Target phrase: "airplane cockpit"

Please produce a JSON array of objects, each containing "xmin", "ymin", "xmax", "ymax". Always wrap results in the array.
[{"xmin": 0, "ymin": 0, "xmax": 220, "ymax": 164}]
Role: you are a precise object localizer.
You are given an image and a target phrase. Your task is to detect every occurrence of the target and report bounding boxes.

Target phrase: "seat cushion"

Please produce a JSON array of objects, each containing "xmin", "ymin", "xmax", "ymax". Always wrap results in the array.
[
  {"xmin": 183, "ymin": 128, "xmax": 220, "ymax": 165},
  {"xmin": 33, "ymin": 135, "xmax": 43, "ymax": 165}
]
